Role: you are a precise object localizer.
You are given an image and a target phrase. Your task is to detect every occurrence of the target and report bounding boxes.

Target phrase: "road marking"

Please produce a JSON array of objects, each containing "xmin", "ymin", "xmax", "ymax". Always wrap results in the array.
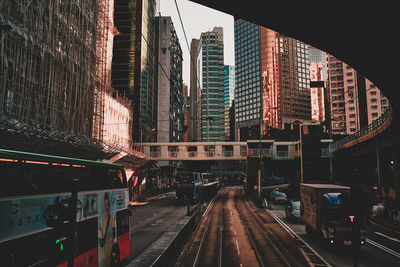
[
  {"xmin": 233, "ymin": 230, "xmax": 237, "ymax": 236},
  {"xmin": 367, "ymin": 238, "xmax": 400, "ymax": 258},
  {"xmin": 230, "ymin": 209, "xmax": 233, "ymax": 216},
  {"xmin": 264, "ymin": 199, "xmax": 332, "ymax": 267},
  {"xmin": 235, "ymin": 239, "xmax": 240, "ymax": 255},
  {"xmin": 374, "ymin": 232, "xmax": 400, "ymax": 243}
]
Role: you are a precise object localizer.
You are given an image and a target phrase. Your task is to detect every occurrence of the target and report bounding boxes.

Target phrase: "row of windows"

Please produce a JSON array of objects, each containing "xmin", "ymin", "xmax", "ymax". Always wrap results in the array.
[
  {"xmin": 236, "ymin": 103, "xmax": 260, "ymax": 113},
  {"xmin": 201, "ymin": 111, "xmax": 224, "ymax": 115},
  {"xmin": 235, "ymin": 113, "xmax": 260, "ymax": 122}
]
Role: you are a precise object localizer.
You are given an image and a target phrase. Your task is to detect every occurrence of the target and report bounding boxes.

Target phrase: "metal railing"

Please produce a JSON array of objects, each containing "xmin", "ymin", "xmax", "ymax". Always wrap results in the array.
[{"xmin": 330, "ymin": 107, "xmax": 392, "ymax": 151}]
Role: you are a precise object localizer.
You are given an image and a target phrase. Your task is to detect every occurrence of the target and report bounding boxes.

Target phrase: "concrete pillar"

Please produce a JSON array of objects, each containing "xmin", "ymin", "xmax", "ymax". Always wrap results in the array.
[
  {"xmin": 161, "ymin": 145, "xmax": 168, "ymax": 158},
  {"xmin": 233, "ymin": 145, "xmax": 240, "ymax": 157},
  {"xmin": 178, "ymin": 145, "xmax": 186, "ymax": 158},
  {"xmin": 215, "ymin": 145, "xmax": 222, "ymax": 158},
  {"xmin": 198, "ymin": 145, "xmax": 204, "ymax": 159}
]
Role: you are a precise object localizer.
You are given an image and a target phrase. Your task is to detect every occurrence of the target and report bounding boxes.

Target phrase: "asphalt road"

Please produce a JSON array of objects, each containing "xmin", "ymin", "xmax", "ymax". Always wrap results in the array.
[{"xmin": 267, "ymin": 199, "xmax": 400, "ymax": 267}]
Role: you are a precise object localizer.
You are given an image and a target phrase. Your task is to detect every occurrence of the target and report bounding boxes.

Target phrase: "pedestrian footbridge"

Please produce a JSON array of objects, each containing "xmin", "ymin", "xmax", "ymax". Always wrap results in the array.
[{"xmin": 135, "ymin": 140, "xmax": 328, "ymax": 161}]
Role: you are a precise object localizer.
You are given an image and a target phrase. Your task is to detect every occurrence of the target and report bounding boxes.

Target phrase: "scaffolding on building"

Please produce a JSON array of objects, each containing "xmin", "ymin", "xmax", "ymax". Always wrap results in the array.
[{"xmin": 0, "ymin": 0, "xmax": 110, "ymax": 159}]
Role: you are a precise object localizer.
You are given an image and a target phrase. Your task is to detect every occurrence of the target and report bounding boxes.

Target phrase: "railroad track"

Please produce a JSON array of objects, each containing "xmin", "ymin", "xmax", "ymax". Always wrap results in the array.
[
  {"xmin": 234, "ymin": 188, "xmax": 309, "ymax": 267},
  {"xmin": 176, "ymin": 187, "xmax": 311, "ymax": 267},
  {"xmin": 176, "ymin": 189, "xmax": 228, "ymax": 267}
]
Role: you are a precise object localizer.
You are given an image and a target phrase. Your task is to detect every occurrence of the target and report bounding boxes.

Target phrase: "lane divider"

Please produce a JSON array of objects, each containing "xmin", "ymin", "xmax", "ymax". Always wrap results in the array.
[
  {"xmin": 366, "ymin": 238, "xmax": 400, "ymax": 259},
  {"xmin": 264, "ymin": 198, "xmax": 332, "ymax": 267}
]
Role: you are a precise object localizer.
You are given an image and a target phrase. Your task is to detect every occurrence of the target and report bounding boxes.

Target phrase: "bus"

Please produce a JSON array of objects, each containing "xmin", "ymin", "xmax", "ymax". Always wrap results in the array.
[
  {"xmin": 175, "ymin": 172, "xmax": 203, "ymax": 204},
  {"xmin": 0, "ymin": 148, "xmax": 131, "ymax": 267}
]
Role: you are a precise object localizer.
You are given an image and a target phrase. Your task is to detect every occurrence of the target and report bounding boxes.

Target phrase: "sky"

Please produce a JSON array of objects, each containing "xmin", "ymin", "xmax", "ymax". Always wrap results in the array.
[{"xmin": 159, "ymin": 0, "xmax": 234, "ymax": 86}]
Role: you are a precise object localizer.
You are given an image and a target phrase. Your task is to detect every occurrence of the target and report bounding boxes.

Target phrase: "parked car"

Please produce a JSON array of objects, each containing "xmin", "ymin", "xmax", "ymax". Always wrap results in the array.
[
  {"xmin": 286, "ymin": 199, "xmax": 301, "ymax": 222},
  {"xmin": 273, "ymin": 192, "xmax": 287, "ymax": 203}
]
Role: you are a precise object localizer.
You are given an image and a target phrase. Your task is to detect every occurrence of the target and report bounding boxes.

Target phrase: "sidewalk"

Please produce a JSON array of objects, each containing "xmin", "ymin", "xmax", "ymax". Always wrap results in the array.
[{"xmin": 369, "ymin": 215, "xmax": 400, "ymax": 235}]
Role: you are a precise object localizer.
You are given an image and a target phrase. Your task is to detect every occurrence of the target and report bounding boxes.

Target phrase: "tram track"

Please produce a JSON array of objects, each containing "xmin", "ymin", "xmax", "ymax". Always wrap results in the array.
[
  {"xmin": 234, "ymin": 188, "xmax": 299, "ymax": 267},
  {"xmin": 176, "ymin": 189, "xmax": 228, "ymax": 267},
  {"xmin": 175, "ymin": 187, "xmax": 310, "ymax": 267}
]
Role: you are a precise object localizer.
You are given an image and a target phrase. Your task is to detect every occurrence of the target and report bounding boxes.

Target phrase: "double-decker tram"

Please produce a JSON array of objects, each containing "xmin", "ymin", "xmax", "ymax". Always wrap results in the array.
[
  {"xmin": 175, "ymin": 172, "xmax": 203, "ymax": 204},
  {"xmin": 0, "ymin": 149, "xmax": 131, "ymax": 267}
]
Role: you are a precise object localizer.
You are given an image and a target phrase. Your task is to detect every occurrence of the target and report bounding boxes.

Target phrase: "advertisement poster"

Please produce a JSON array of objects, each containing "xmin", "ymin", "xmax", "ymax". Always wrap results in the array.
[
  {"xmin": 77, "ymin": 193, "xmax": 98, "ymax": 221},
  {"xmin": 97, "ymin": 190, "xmax": 125, "ymax": 267},
  {"xmin": 0, "ymin": 194, "xmax": 70, "ymax": 242}
]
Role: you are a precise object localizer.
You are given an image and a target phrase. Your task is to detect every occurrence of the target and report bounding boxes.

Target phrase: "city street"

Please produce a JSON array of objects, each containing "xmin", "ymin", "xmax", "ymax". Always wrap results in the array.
[{"xmin": 267, "ymin": 199, "xmax": 400, "ymax": 267}]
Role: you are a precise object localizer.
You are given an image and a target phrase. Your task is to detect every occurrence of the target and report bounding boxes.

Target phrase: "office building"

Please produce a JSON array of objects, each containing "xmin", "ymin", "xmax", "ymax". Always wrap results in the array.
[
  {"xmin": 183, "ymin": 83, "xmax": 190, "ymax": 142},
  {"xmin": 191, "ymin": 27, "xmax": 225, "ymax": 142},
  {"xmin": 156, "ymin": 16, "xmax": 184, "ymax": 143},
  {"xmin": 224, "ymin": 65, "xmax": 235, "ymax": 140},
  {"xmin": 112, "ymin": 0, "xmax": 159, "ymax": 143},
  {"xmin": 326, "ymin": 55, "xmax": 390, "ymax": 135},
  {"xmin": 189, "ymin": 38, "xmax": 201, "ymax": 141},
  {"xmin": 234, "ymin": 19, "xmax": 311, "ymax": 140}
]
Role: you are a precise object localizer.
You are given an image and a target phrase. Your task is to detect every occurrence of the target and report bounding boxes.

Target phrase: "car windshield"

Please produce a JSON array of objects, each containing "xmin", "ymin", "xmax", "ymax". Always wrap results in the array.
[{"xmin": 276, "ymin": 193, "xmax": 286, "ymax": 197}]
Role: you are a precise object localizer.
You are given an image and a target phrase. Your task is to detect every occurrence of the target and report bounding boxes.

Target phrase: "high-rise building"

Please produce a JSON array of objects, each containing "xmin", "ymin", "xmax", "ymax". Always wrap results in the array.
[
  {"xmin": 112, "ymin": 0, "xmax": 159, "ymax": 143},
  {"xmin": 326, "ymin": 55, "xmax": 390, "ymax": 135},
  {"xmin": 183, "ymin": 83, "xmax": 190, "ymax": 142},
  {"xmin": 234, "ymin": 19, "xmax": 311, "ymax": 140},
  {"xmin": 0, "ymin": 0, "xmax": 104, "ymax": 157},
  {"xmin": 308, "ymin": 47, "xmax": 326, "ymax": 123},
  {"xmin": 191, "ymin": 27, "xmax": 225, "ymax": 142},
  {"xmin": 155, "ymin": 16, "xmax": 184, "ymax": 143},
  {"xmin": 224, "ymin": 65, "xmax": 235, "ymax": 140},
  {"xmin": 189, "ymin": 38, "xmax": 200, "ymax": 142}
]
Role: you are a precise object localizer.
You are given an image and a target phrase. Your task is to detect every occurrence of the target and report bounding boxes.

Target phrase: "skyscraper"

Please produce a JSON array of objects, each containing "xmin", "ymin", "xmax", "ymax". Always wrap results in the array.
[
  {"xmin": 326, "ymin": 55, "xmax": 389, "ymax": 135},
  {"xmin": 234, "ymin": 19, "xmax": 311, "ymax": 140},
  {"xmin": 224, "ymin": 65, "xmax": 235, "ymax": 140},
  {"xmin": 309, "ymin": 46, "xmax": 326, "ymax": 123},
  {"xmin": 189, "ymin": 38, "xmax": 200, "ymax": 141},
  {"xmin": 183, "ymin": 83, "xmax": 190, "ymax": 142},
  {"xmin": 191, "ymin": 27, "xmax": 225, "ymax": 142},
  {"xmin": 112, "ymin": 0, "xmax": 159, "ymax": 143},
  {"xmin": 155, "ymin": 16, "xmax": 184, "ymax": 143}
]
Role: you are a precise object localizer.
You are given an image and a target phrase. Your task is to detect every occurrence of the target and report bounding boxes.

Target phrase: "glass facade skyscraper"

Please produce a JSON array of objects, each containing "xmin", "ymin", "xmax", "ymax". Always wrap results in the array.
[
  {"xmin": 192, "ymin": 27, "xmax": 225, "ymax": 142},
  {"xmin": 112, "ymin": 0, "xmax": 159, "ymax": 142},
  {"xmin": 234, "ymin": 19, "xmax": 311, "ymax": 140}
]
